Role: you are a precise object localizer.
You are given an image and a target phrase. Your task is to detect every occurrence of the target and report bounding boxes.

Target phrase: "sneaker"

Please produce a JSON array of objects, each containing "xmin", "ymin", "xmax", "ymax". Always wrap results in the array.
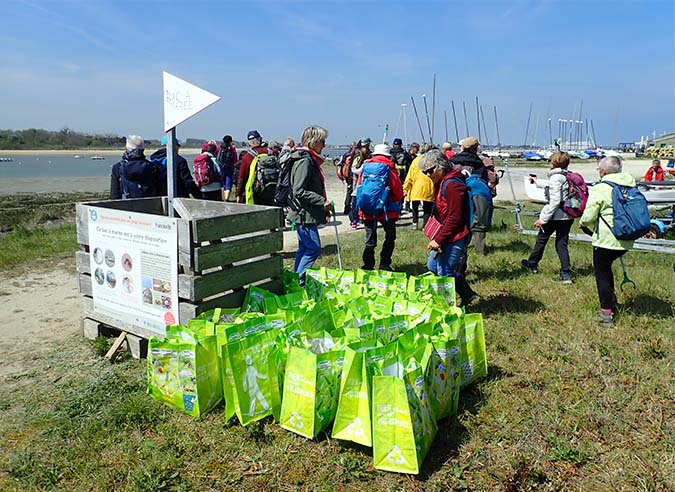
[
  {"xmin": 598, "ymin": 309, "xmax": 614, "ymax": 327},
  {"xmin": 411, "ymin": 222, "xmax": 419, "ymax": 230},
  {"xmin": 554, "ymin": 272, "xmax": 573, "ymax": 284},
  {"xmin": 350, "ymin": 222, "xmax": 358, "ymax": 230},
  {"xmin": 521, "ymin": 259, "xmax": 539, "ymax": 274}
]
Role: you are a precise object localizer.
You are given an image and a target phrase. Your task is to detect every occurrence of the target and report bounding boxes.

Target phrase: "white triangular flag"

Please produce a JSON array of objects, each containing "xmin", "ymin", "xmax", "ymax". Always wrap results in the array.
[{"xmin": 163, "ymin": 71, "xmax": 220, "ymax": 131}]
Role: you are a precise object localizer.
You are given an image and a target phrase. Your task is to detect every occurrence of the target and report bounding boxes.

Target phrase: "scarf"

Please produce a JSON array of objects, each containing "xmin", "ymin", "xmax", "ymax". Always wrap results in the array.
[{"xmin": 295, "ymin": 146, "xmax": 327, "ymax": 198}]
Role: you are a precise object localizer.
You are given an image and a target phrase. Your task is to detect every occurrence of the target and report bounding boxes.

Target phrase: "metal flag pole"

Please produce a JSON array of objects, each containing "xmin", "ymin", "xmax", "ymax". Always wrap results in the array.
[
  {"xmin": 166, "ymin": 127, "xmax": 177, "ymax": 217},
  {"xmin": 452, "ymin": 100, "xmax": 460, "ymax": 142},
  {"xmin": 462, "ymin": 101, "xmax": 469, "ymax": 137},
  {"xmin": 494, "ymin": 105, "xmax": 502, "ymax": 150},
  {"xmin": 422, "ymin": 94, "xmax": 432, "ymax": 144},
  {"xmin": 411, "ymin": 97, "xmax": 426, "ymax": 142}
]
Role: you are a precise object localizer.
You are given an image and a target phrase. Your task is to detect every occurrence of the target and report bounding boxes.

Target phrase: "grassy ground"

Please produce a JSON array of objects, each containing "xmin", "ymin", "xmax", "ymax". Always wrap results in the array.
[
  {"xmin": 1, "ymin": 209, "xmax": 674, "ymax": 491},
  {"xmin": 0, "ymin": 192, "xmax": 107, "ymax": 269}
]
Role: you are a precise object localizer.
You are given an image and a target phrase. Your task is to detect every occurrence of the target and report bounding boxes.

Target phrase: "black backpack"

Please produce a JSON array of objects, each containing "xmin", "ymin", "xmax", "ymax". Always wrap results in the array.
[
  {"xmin": 217, "ymin": 145, "xmax": 235, "ymax": 168},
  {"xmin": 250, "ymin": 149, "xmax": 280, "ymax": 206},
  {"xmin": 274, "ymin": 151, "xmax": 302, "ymax": 211}
]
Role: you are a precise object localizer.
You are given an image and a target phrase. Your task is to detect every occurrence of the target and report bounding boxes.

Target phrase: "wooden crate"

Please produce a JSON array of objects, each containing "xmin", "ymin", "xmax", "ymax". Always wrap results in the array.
[{"xmin": 76, "ymin": 197, "xmax": 284, "ymax": 357}]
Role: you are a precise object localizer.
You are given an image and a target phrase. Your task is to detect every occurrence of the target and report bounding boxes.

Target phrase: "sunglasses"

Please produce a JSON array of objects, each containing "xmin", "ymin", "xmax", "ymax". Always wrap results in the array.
[{"xmin": 423, "ymin": 167, "xmax": 436, "ymax": 176}]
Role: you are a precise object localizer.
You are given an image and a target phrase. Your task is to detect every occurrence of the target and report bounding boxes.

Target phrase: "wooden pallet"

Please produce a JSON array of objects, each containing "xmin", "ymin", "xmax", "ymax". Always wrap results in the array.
[{"xmin": 76, "ymin": 197, "xmax": 284, "ymax": 357}]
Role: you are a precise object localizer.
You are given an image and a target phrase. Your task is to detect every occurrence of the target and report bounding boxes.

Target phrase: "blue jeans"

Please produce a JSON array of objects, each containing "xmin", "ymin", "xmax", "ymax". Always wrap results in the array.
[
  {"xmin": 294, "ymin": 224, "xmax": 321, "ymax": 283},
  {"xmin": 427, "ymin": 234, "xmax": 474, "ymax": 300}
]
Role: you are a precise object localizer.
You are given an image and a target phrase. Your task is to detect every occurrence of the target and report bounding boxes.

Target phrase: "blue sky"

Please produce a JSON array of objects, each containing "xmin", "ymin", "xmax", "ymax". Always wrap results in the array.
[{"xmin": 2, "ymin": 0, "xmax": 674, "ymax": 147}]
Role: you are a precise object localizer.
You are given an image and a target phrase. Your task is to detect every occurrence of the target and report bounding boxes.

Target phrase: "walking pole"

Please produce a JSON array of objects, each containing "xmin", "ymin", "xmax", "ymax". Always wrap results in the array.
[
  {"xmin": 330, "ymin": 201, "xmax": 343, "ymax": 270},
  {"xmin": 503, "ymin": 158, "xmax": 523, "ymax": 230},
  {"xmin": 411, "ymin": 96, "xmax": 426, "ymax": 142},
  {"xmin": 452, "ymin": 100, "xmax": 460, "ymax": 142}
]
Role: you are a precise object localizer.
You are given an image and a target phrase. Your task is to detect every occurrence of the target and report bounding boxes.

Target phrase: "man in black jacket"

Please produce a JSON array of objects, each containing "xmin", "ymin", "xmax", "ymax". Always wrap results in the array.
[
  {"xmin": 110, "ymin": 135, "xmax": 162, "ymax": 199},
  {"xmin": 151, "ymin": 136, "xmax": 201, "ymax": 199}
]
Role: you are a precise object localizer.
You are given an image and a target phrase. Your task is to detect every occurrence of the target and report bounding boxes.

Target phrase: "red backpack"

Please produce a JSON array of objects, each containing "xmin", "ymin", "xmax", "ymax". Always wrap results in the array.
[{"xmin": 560, "ymin": 171, "xmax": 589, "ymax": 218}]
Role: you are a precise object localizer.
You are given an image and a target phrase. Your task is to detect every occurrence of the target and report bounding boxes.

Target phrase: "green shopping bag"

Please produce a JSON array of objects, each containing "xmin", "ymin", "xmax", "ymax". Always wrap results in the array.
[
  {"xmin": 242, "ymin": 286, "xmax": 278, "ymax": 313},
  {"xmin": 426, "ymin": 335, "xmax": 461, "ymax": 420},
  {"xmin": 332, "ymin": 340, "xmax": 382, "ymax": 446},
  {"xmin": 281, "ymin": 267, "xmax": 303, "ymax": 293},
  {"xmin": 218, "ymin": 316, "xmax": 282, "ymax": 424},
  {"xmin": 372, "ymin": 362, "xmax": 437, "ymax": 474},
  {"xmin": 279, "ymin": 345, "xmax": 344, "ymax": 438},
  {"xmin": 446, "ymin": 313, "xmax": 487, "ymax": 387},
  {"xmin": 147, "ymin": 325, "xmax": 222, "ymax": 418}
]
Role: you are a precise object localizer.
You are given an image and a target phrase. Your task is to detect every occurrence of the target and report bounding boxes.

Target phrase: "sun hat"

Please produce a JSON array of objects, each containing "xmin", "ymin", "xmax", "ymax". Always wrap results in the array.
[
  {"xmin": 372, "ymin": 143, "xmax": 391, "ymax": 157},
  {"xmin": 461, "ymin": 136, "xmax": 480, "ymax": 150}
]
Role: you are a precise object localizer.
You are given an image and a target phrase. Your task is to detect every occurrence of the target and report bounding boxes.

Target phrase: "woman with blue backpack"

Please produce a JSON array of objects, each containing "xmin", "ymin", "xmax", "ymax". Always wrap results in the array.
[
  {"xmin": 521, "ymin": 151, "xmax": 576, "ymax": 284},
  {"xmin": 580, "ymin": 155, "xmax": 650, "ymax": 327}
]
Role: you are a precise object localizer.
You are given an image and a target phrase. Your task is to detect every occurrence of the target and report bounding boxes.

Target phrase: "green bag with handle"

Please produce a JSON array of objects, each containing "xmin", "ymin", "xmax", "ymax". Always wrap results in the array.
[
  {"xmin": 279, "ymin": 341, "xmax": 345, "ymax": 438},
  {"xmin": 242, "ymin": 285, "xmax": 278, "ymax": 313},
  {"xmin": 371, "ymin": 340, "xmax": 437, "ymax": 474},
  {"xmin": 147, "ymin": 324, "xmax": 222, "ymax": 418},
  {"xmin": 426, "ymin": 334, "xmax": 461, "ymax": 420},
  {"xmin": 443, "ymin": 313, "xmax": 487, "ymax": 387},
  {"xmin": 332, "ymin": 340, "xmax": 383, "ymax": 446}
]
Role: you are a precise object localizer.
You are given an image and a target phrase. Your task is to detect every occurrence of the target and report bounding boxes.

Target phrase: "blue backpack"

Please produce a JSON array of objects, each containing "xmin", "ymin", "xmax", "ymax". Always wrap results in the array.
[
  {"xmin": 449, "ymin": 174, "xmax": 493, "ymax": 232},
  {"xmin": 599, "ymin": 181, "xmax": 651, "ymax": 240},
  {"xmin": 356, "ymin": 161, "xmax": 393, "ymax": 218}
]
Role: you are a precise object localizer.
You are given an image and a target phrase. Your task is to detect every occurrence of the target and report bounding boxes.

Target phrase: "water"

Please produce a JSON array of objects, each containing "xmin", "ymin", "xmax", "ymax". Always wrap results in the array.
[{"xmin": 0, "ymin": 148, "xmax": 346, "ymax": 195}]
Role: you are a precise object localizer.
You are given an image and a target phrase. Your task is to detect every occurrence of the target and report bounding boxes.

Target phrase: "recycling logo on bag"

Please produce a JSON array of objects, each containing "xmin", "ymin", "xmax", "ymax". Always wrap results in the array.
[
  {"xmin": 289, "ymin": 412, "xmax": 304, "ymax": 429},
  {"xmin": 386, "ymin": 446, "xmax": 406, "ymax": 465},
  {"xmin": 346, "ymin": 417, "xmax": 364, "ymax": 437}
]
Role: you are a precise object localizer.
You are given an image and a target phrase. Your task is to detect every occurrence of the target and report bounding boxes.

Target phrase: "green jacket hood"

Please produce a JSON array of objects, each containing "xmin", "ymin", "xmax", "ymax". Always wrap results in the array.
[{"xmin": 601, "ymin": 171, "xmax": 636, "ymax": 187}]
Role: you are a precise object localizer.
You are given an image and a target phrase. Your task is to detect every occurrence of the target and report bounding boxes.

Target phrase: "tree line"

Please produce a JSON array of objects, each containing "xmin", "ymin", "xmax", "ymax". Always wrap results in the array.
[{"xmin": 0, "ymin": 128, "xmax": 232, "ymax": 150}]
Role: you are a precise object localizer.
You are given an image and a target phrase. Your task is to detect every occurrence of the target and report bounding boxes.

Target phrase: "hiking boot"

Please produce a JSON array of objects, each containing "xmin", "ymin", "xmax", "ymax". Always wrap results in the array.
[
  {"xmin": 598, "ymin": 309, "xmax": 614, "ymax": 327},
  {"xmin": 521, "ymin": 259, "xmax": 539, "ymax": 274},
  {"xmin": 554, "ymin": 272, "xmax": 573, "ymax": 284},
  {"xmin": 461, "ymin": 293, "xmax": 481, "ymax": 308}
]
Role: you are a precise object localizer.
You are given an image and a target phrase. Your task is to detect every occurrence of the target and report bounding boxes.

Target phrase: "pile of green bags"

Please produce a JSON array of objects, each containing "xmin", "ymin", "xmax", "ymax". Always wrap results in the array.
[{"xmin": 147, "ymin": 267, "xmax": 487, "ymax": 474}]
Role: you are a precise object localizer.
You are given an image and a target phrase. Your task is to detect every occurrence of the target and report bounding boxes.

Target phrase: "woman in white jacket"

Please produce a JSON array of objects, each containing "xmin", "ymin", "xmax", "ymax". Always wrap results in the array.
[{"xmin": 521, "ymin": 151, "xmax": 574, "ymax": 283}]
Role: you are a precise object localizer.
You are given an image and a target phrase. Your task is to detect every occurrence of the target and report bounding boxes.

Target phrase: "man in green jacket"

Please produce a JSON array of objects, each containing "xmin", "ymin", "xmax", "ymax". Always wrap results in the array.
[
  {"xmin": 287, "ymin": 126, "xmax": 331, "ymax": 285},
  {"xmin": 579, "ymin": 156, "xmax": 636, "ymax": 327}
]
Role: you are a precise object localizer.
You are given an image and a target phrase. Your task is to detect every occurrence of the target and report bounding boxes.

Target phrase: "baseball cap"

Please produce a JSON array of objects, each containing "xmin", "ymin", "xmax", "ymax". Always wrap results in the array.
[
  {"xmin": 393, "ymin": 138, "xmax": 403, "ymax": 145},
  {"xmin": 247, "ymin": 129, "xmax": 262, "ymax": 140},
  {"xmin": 160, "ymin": 135, "xmax": 182, "ymax": 146}
]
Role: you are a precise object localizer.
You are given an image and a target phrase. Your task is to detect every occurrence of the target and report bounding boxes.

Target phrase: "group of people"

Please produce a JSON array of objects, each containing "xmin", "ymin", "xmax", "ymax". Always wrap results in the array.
[{"xmin": 109, "ymin": 128, "xmax": 650, "ymax": 326}]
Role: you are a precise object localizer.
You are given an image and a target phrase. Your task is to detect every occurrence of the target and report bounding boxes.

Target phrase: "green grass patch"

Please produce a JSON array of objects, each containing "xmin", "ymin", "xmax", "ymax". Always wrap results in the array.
[
  {"xmin": 0, "ymin": 224, "xmax": 78, "ymax": 269},
  {"xmin": 1, "ymin": 210, "xmax": 674, "ymax": 490}
]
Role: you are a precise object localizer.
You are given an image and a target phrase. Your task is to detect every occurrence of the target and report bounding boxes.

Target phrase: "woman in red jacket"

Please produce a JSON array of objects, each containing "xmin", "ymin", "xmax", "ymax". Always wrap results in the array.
[{"xmin": 420, "ymin": 149, "xmax": 479, "ymax": 307}]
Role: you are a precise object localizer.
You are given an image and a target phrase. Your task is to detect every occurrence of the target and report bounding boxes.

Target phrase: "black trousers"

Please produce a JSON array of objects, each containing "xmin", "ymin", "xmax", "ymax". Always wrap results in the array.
[
  {"xmin": 411, "ymin": 200, "xmax": 433, "ymax": 227},
  {"xmin": 343, "ymin": 181, "xmax": 353, "ymax": 214},
  {"xmin": 593, "ymin": 247, "xmax": 626, "ymax": 310},
  {"xmin": 362, "ymin": 219, "xmax": 397, "ymax": 269},
  {"xmin": 527, "ymin": 220, "xmax": 573, "ymax": 273}
]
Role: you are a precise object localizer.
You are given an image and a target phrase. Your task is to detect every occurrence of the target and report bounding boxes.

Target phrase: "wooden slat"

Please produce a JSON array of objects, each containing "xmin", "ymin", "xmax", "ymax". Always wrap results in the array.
[
  {"xmin": 76, "ymin": 204, "xmax": 90, "ymax": 245},
  {"xmin": 105, "ymin": 331, "xmax": 127, "ymax": 361},
  {"xmin": 78, "ymin": 273, "xmax": 92, "ymax": 296},
  {"xmin": 177, "ymin": 218, "xmax": 193, "ymax": 270},
  {"xmin": 75, "ymin": 250, "xmax": 90, "ymax": 274},
  {"xmin": 178, "ymin": 255, "xmax": 282, "ymax": 301},
  {"xmin": 194, "ymin": 231, "xmax": 283, "ymax": 272},
  {"xmin": 80, "ymin": 296, "xmax": 166, "ymax": 340},
  {"xmin": 193, "ymin": 207, "xmax": 283, "ymax": 243}
]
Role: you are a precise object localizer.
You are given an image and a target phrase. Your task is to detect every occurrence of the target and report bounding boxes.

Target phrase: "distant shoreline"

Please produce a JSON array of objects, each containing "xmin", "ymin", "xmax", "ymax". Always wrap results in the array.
[{"xmin": 0, "ymin": 148, "xmax": 204, "ymax": 156}]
